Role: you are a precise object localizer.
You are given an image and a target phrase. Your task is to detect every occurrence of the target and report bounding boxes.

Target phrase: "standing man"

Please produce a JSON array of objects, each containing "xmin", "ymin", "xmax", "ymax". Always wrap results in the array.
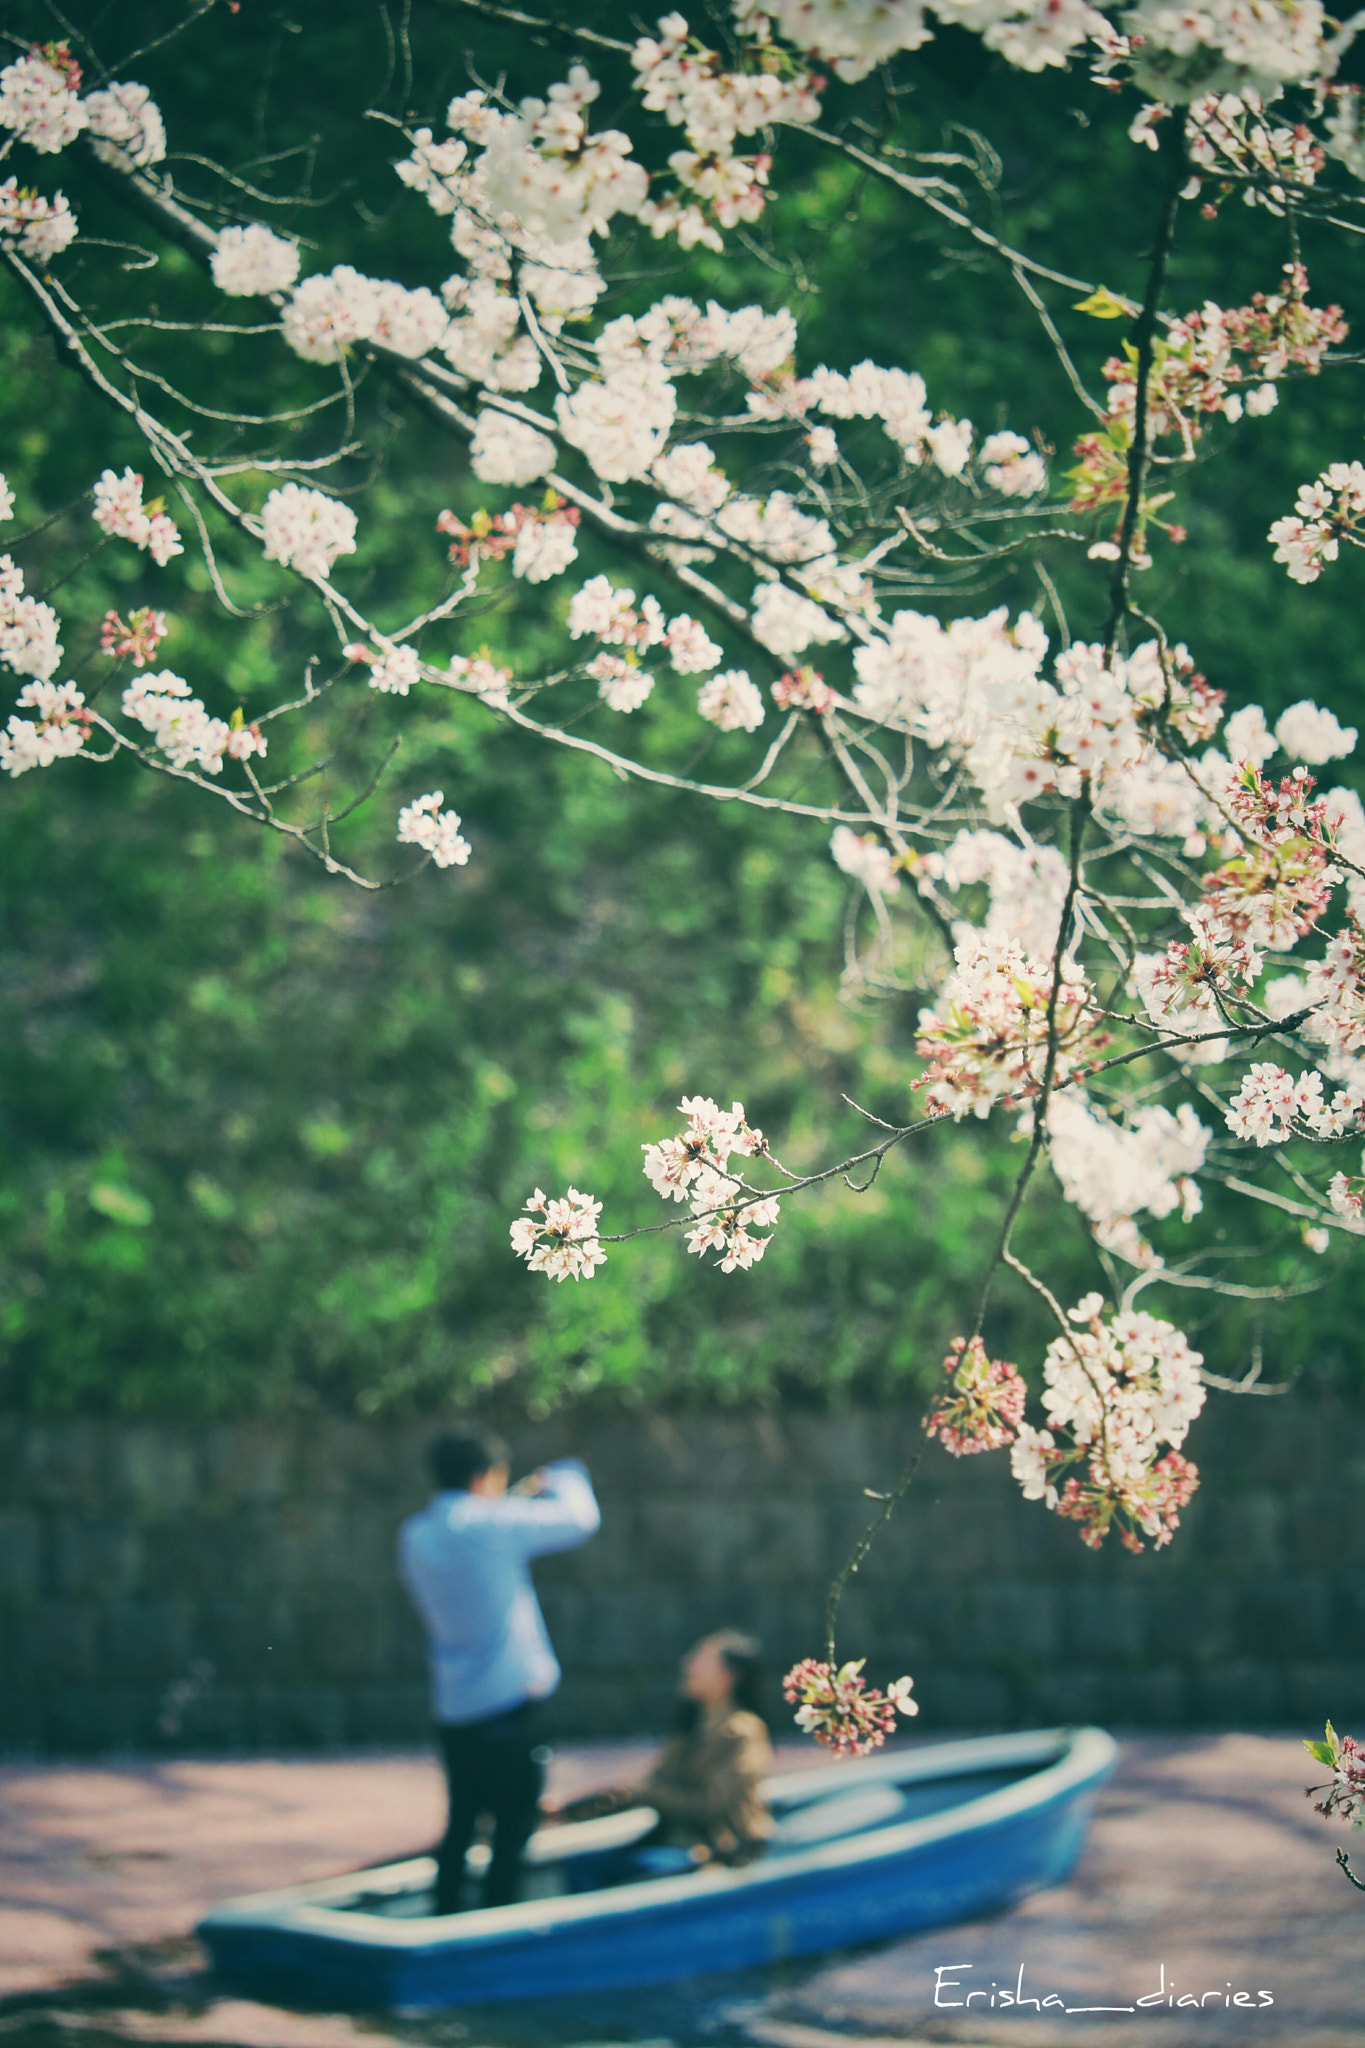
[{"xmin": 398, "ymin": 1427, "xmax": 599, "ymax": 1915}]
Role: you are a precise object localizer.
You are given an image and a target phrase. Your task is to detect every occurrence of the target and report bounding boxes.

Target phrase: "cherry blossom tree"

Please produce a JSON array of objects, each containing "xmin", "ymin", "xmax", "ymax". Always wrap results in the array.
[{"xmin": 3, "ymin": 0, "xmax": 1365, "ymax": 1754}]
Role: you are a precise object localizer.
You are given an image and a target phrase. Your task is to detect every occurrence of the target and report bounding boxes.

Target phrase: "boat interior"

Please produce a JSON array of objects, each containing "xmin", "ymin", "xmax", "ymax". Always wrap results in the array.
[{"xmin": 334, "ymin": 1748, "xmax": 1055, "ymax": 1919}]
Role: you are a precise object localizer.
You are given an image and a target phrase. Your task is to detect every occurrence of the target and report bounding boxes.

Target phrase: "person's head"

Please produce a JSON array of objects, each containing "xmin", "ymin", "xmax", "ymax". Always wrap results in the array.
[
  {"xmin": 679, "ymin": 1629, "xmax": 765, "ymax": 1721},
  {"xmin": 428, "ymin": 1427, "xmax": 509, "ymax": 1496}
]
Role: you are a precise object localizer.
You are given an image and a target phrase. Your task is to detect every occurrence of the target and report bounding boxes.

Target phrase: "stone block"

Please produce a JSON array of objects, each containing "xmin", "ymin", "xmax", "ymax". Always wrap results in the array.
[
  {"xmin": 0, "ymin": 1510, "xmax": 42, "ymax": 1599},
  {"xmin": 350, "ymin": 1682, "xmax": 431, "ymax": 1747},
  {"xmin": 46, "ymin": 1684, "xmax": 152, "ymax": 1753},
  {"xmin": 165, "ymin": 1681, "xmax": 254, "ymax": 1751},
  {"xmin": 548, "ymin": 1673, "xmax": 673, "ymax": 1740},
  {"xmin": 1283, "ymin": 1660, "xmax": 1365, "ymax": 1724},
  {"xmin": 50, "ymin": 1518, "xmax": 144, "ymax": 1600},
  {"xmin": 17, "ymin": 1424, "xmax": 104, "ymax": 1510},
  {"xmin": 100, "ymin": 1599, "xmax": 193, "ymax": 1680},
  {"xmin": 1188, "ymin": 1657, "xmax": 1285, "ymax": 1727},
  {"xmin": 1061, "ymin": 1583, "xmax": 1147, "ymax": 1662},
  {"xmin": 1145, "ymin": 1579, "xmax": 1238, "ymax": 1664},
  {"xmin": 200, "ymin": 1422, "xmax": 292, "ymax": 1509},
  {"xmin": 913, "ymin": 1663, "xmax": 1014, "ymax": 1732},
  {"xmin": 270, "ymin": 1504, "xmax": 353, "ymax": 1592},
  {"xmin": 299, "ymin": 1418, "xmax": 425, "ymax": 1505},
  {"xmin": 962, "ymin": 1581, "xmax": 1061, "ymax": 1661},
  {"xmin": 113, "ymin": 1428, "xmax": 199, "ymax": 1517},
  {"xmin": 1020, "ymin": 1663, "xmax": 1108, "ymax": 1726},
  {"xmin": 782, "ymin": 1411, "xmax": 902, "ymax": 1488},
  {"xmin": 1197, "ymin": 1490, "xmax": 1283, "ymax": 1575},
  {"xmin": 1105, "ymin": 1665, "xmax": 1186, "ymax": 1727},
  {"xmin": 1232, "ymin": 1575, "xmax": 1332, "ymax": 1658},
  {"xmin": 631, "ymin": 1494, "xmax": 766, "ymax": 1583},
  {"xmin": 250, "ymin": 1684, "xmax": 349, "ymax": 1749},
  {"xmin": 915, "ymin": 1496, "xmax": 1028, "ymax": 1582},
  {"xmin": 1285, "ymin": 1488, "xmax": 1359, "ymax": 1572},
  {"xmin": 18, "ymin": 1601, "xmax": 100, "ymax": 1680},
  {"xmin": 867, "ymin": 1583, "xmax": 963, "ymax": 1659},
  {"xmin": 286, "ymin": 1600, "xmax": 392, "ymax": 1682},
  {"xmin": 536, "ymin": 1587, "xmax": 595, "ymax": 1663},
  {"xmin": 0, "ymin": 1686, "xmax": 44, "ymax": 1749},
  {"xmin": 1334, "ymin": 1568, "xmax": 1365, "ymax": 1637},
  {"xmin": 529, "ymin": 1415, "xmax": 698, "ymax": 1494},
  {"xmin": 572, "ymin": 1588, "xmax": 702, "ymax": 1674}
]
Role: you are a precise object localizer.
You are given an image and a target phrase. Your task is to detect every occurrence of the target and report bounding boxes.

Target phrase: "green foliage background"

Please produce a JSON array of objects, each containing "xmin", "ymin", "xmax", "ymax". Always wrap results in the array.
[{"xmin": 2, "ymin": 0, "xmax": 1364, "ymax": 1417}]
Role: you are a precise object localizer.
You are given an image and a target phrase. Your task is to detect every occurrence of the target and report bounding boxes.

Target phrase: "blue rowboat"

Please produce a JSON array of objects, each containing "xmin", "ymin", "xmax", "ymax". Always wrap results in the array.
[{"xmin": 197, "ymin": 1724, "xmax": 1117, "ymax": 2009}]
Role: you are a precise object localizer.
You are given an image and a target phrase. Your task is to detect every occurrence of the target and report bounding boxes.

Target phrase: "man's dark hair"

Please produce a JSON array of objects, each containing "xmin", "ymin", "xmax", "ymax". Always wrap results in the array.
[{"xmin": 429, "ymin": 1428, "xmax": 508, "ymax": 1492}]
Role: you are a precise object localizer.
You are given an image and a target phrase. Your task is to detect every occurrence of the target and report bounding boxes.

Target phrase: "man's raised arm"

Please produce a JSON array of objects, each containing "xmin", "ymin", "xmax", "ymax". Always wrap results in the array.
[{"xmin": 501, "ymin": 1457, "xmax": 601, "ymax": 1555}]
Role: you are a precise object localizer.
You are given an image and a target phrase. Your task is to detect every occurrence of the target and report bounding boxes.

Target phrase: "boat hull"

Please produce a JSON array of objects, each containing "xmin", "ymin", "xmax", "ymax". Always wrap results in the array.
[{"xmin": 198, "ymin": 1726, "xmax": 1117, "ymax": 2009}]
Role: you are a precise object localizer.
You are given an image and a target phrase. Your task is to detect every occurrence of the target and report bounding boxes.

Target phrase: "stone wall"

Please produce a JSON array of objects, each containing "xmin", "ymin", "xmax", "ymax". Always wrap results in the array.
[{"xmin": 2, "ymin": 1394, "xmax": 1364, "ymax": 1754}]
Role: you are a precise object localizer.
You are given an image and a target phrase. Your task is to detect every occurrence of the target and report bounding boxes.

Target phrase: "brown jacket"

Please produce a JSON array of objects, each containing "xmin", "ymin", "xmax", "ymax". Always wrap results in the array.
[{"xmin": 638, "ymin": 1708, "xmax": 773, "ymax": 1863}]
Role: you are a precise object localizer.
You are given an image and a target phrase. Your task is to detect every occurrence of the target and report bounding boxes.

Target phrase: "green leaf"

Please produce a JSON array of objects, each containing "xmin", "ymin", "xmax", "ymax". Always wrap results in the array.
[
  {"xmin": 188, "ymin": 1173, "xmax": 236, "ymax": 1222},
  {"xmin": 1072, "ymin": 286, "xmax": 1133, "ymax": 319},
  {"xmin": 89, "ymin": 1182, "xmax": 153, "ymax": 1229},
  {"xmin": 1304, "ymin": 1739, "xmax": 1336, "ymax": 1764},
  {"xmin": 300, "ymin": 1118, "xmax": 353, "ymax": 1158}
]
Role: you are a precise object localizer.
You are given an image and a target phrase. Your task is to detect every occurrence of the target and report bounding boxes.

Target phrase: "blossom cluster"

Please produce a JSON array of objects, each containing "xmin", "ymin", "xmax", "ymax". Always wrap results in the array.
[
  {"xmin": 1073, "ymin": 266, "xmax": 1345, "ymax": 556},
  {"xmin": 447, "ymin": 652, "xmax": 514, "ymax": 708},
  {"xmin": 849, "ymin": 614, "xmax": 1205, "ymax": 825},
  {"xmin": 437, "ymin": 497, "xmax": 580, "ymax": 585},
  {"xmin": 773, "ymin": 665, "xmax": 836, "ymax": 714},
  {"xmin": 396, "ymin": 791, "xmax": 471, "ymax": 868},
  {"xmin": 643, "ymin": 1095, "xmax": 777, "ymax": 1271},
  {"xmin": 781, "ymin": 1658, "xmax": 917, "ymax": 1757},
  {"xmin": 831, "ymin": 826, "xmax": 901, "ymax": 897},
  {"xmin": 921, "ymin": 828, "xmax": 1068, "ymax": 957},
  {"xmin": 1305, "ymin": 1723, "xmax": 1365, "ymax": 1829},
  {"xmin": 0, "ymin": 552, "xmax": 62, "ymax": 682},
  {"xmin": 754, "ymin": 0, "xmax": 1329, "ymax": 95},
  {"xmin": 1045, "ymin": 1094, "xmax": 1208, "ymax": 1265},
  {"xmin": 84, "ymin": 80, "xmax": 166, "ymax": 170},
  {"xmin": 697, "ymin": 669, "xmax": 765, "ymax": 732},
  {"xmin": 924, "ymin": 1336, "xmax": 1027, "ymax": 1455},
  {"xmin": 0, "ymin": 46, "xmax": 169, "ymax": 258},
  {"xmin": 1177, "ymin": 90, "xmax": 1326, "ymax": 213},
  {"xmin": 345, "ymin": 640, "xmax": 421, "ymax": 698},
  {"xmin": 0, "ymin": 176, "xmax": 77, "ymax": 262},
  {"xmin": 211, "ymin": 224, "xmax": 301, "ymax": 299},
  {"xmin": 1123, "ymin": 0, "xmax": 1328, "ymax": 99},
  {"xmin": 1225, "ymin": 1062, "xmax": 1365, "ymax": 1145},
  {"xmin": 631, "ymin": 12, "xmax": 819, "ymax": 248},
  {"xmin": 0, "ymin": 677, "xmax": 88, "ymax": 776},
  {"xmin": 0, "ymin": 45, "xmax": 88, "ymax": 154},
  {"xmin": 1010, "ymin": 1295, "xmax": 1204, "ymax": 1553},
  {"xmin": 282, "ymin": 265, "xmax": 447, "ymax": 365},
  {"xmin": 914, "ymin": 935, "xmax": 1101, "ymax": 1120},
  {"xmin": 566, "ymin": 575, "xmax": 723, "ymax": 708},
  {"xmin": 259, "ymin": 484, "xmax": 357, "ymax": 580},
  {"xmin": 1132, "ymin": 914, "xmax": 1251, "ymax": 1070},
  {"xmin": 121, "ymin": 670, "xmax": 265, "ymax": 775},
  {"xmin": 1271, "ymin": 462, "xmax": 1365, "ymax": 584},
  {"xmin": 508, "ymin": 1187, "xmax": 607, "ymax": 1282},
  {"xmin": 669, "ymin": 1109, "xmax": 758, "ymax": 1215},
  {"xmin": 100, "ymin": 607, "xmax": 168, "ymax": 668},
  {"xmin": 92, "ymin": 469, "xmax": 182, "ymax": 567}
]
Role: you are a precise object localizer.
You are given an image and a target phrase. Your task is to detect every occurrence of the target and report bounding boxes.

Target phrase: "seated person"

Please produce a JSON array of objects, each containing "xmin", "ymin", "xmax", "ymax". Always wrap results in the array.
[{"xmin": 556, "ymin": 1630, "xmax": 773, "ymax": 1873}]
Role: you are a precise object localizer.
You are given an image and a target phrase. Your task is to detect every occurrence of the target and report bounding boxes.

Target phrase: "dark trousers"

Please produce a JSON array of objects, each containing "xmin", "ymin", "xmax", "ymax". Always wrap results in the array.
[{"xmin": 436, "ymin": 1702, "xmax": 544, "ymax": 1912}]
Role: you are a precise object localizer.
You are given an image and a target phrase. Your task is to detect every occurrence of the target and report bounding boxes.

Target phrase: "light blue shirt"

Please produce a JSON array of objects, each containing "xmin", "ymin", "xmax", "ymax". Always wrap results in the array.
[{"xmin": 398, "ymin": 1458, "xmax": 600, "ymax": 1726}]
